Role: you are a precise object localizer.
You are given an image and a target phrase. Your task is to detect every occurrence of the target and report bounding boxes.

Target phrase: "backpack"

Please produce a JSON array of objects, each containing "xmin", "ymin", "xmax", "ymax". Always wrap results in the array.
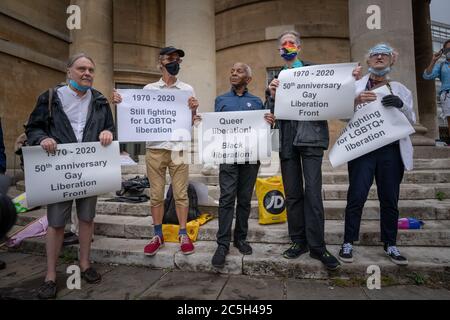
[
  {"xmin": 116, "ymin": 176, "xmax": 150, "ymax": 197},
  {"xmin": 163, "ymin": 183, "xmax": 200, "ymax": 224}
]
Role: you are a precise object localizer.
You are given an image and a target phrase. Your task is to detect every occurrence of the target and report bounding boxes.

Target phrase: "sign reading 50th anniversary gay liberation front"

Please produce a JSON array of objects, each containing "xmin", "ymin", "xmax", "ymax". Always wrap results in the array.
[
  {"xmin": 328, "ymin": 86, "xmax": 415, "ymax": 168},
  {"xmin": 275, "ymin": 63, "xmax": 357, "ymax": 120},
  {"xmin": 23, "ymin": 141, "xmax": 121, "ymax": 207},
  {"xmin": 117, "ymin": 89, "xmax": 192, "ymax": 142},
  {"xmin": 199, "ymin": 110, "xmax": 271, "ymax": 164}
]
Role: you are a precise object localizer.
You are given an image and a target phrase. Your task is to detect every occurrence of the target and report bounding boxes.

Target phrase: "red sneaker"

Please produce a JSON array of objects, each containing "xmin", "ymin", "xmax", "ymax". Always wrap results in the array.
[
  {"xmin": 144, "ymin": 235, "xmax": 164, "ymax": 256},
  {"xmin": 180, "ymin": 235, "xmax": 195, "ymax": 255}
]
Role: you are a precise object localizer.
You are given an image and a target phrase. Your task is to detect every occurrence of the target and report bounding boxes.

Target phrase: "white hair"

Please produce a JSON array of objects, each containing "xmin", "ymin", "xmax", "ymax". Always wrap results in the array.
[
  {"xmin": 233, "ymin": 62, "xmax": 252, "ymax": 77},
  {"xmin": 278, "ymin": 30, "xmax": 301, "ymax": 46}
]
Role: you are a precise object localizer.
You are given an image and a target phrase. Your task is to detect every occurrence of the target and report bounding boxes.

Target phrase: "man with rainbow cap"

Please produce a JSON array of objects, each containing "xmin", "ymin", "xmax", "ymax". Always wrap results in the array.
[{"xmin": 338, "ymin": 43, "xmax": 416, "ymax": 266}]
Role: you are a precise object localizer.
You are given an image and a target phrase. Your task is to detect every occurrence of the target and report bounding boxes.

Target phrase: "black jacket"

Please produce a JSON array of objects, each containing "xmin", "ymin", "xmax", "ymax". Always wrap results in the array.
[
  {"xmin": 264, "ymin": 61, "xmax": 329, "ymax": 160},
  {"xmin": 26, "ymin": 85, "xmax": 115, "ymax": 146}
]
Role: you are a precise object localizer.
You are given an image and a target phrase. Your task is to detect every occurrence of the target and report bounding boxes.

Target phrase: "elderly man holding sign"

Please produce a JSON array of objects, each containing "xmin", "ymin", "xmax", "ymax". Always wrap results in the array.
[
  {"xmin": 337, "ymin": 44, "xmax": 416, "ymax": 266},
  {"xmin": 202, "ymin": 62, "xmax": 275, "ymax": 269},
  {"xmin": 266, "ymin": 30, "xmax": 361, "ymax": 271},
  {"xmin": 113, "ymin": 46, "xmax": 199, "ymax": 257},
  {"xmin": 26, "ymin": 53, "xmax": 115, "ymax": 299}
]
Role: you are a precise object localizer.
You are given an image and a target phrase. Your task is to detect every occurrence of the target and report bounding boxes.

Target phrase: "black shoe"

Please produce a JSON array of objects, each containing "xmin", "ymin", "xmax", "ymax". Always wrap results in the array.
[
  {"xmin": 233, "ymin": 240, "xmax": 252, "ymax": 255},
  {"xmin": 211, "ymin": 245, "xmax": 229, "ymax": 269},
  {"xmin": 37, "ymin": 280, "xmax": 57, "ymax": 299},
  {"xmin": 310, "ymin": 250, "xmax": 341, "ymax": 271},
  {"xmin": 0, "ymin": 260, "xmax": 5, "ymax": 270},
  {"xmin": 283, "ymin": 242, "xmax": 309, "ymax": 259},
  {"xmin": 338, "ymin": 243, "xmax": 354, "ymax": 263},
  {"xmin": 384, "ymin": 244, "xmax": 408, "ymax": 266},
  {"xmin": 63, "ymin": 232, "xmax": 79, "ymax": 246},
  {"xmin": 81, "ymin": 267, "xmax": 102, "ymax": 284}
]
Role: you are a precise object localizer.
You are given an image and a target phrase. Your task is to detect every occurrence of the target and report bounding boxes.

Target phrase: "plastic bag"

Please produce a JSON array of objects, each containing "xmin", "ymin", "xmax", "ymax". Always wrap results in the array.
[
  {"xmin": 12, "ymin": 193, "xmax": 29, "ymax": 213},
  {"xmin": 6, "ymin": 215, "xmax": 48, "ymax": 247},
  {"xmin": 398, "ymin": 218, "xmax": 424, "ymax": 229},
  {"xmin": 162, "ymin": 213, "xmax": 213, "ymax": 243},
  {"xmin": 256, "ymin": 176, "xmax": 287, "ymax": 225}
]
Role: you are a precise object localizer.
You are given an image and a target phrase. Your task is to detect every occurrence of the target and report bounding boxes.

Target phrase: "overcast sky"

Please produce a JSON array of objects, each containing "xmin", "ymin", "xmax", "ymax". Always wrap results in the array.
[{"xmin": 430, "ymin": 0, "xmax": 450, "ymax": 24}]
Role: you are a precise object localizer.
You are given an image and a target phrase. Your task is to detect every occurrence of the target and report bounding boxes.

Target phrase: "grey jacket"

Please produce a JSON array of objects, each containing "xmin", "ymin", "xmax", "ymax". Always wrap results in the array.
[
  {"xmin": 265, "ymin": 62, "xmax": 329, "ymax": 160},
  {"xmin": 26, "ymin": 85, "xmax": 115, "ymax": 146}
]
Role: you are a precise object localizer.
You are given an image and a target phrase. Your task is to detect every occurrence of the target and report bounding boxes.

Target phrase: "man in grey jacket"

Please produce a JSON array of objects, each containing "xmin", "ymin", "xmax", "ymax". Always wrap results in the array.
[
  {"xmin": 266, "ymin": 31, "xmax": 361, "ymax": 270},
  {"xmin": 26, "ymin": 53, "xmax": 115, "ymax": 299}
]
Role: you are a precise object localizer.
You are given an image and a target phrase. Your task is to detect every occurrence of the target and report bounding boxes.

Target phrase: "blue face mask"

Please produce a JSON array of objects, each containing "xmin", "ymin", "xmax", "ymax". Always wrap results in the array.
[
  {"xmin": 368, "ymin": 66, "xmax": 391, "ymax": 77},
  {"xmin": 446, "ymin": 52, "xmax": 450, "ymax": 60},
  {"xmin": 69, "ymin": 79, "xmax": 91, "ymax": 92}
]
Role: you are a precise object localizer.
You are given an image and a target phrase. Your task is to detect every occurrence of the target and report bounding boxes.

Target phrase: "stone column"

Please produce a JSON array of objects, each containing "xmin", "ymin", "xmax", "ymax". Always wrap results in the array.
[
  {"xmin": 70, "ymin": 0, "xmax": 113, "ymax": 102},
  {"xmin": 165, "ymin": 0, "xmax": 216, "ymax": 112},
  {"xmin": 348, "ymin": 0, "xmax": 435, "ymax": 146},
  {"xmin": 413, "ymin": 0, "xmax": 438, "ymax": 140}
]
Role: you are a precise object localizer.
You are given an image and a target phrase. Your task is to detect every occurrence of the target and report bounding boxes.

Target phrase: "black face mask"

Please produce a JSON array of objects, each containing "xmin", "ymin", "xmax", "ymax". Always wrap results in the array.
[{"xmin": 164, "ymin": 61, "xmax": 180, "ymax": 76}]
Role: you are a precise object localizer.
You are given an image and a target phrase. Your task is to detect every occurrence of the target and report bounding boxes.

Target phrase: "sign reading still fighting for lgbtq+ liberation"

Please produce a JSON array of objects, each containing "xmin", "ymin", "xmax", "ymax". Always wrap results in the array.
[
  {"xmin": 117, "ymin": 89, "xmax": 192, "ymax": 142},
  {"xmin": 199, "ymin": 110, "xmax": 271, "ymax": 164},
  {"xmin": 275, "ymin": 63, "xmax": 357, "ymax": 120},
  {"xmin": 23, "ymin": 141, "xmax": 121, "ymax": 207},
  {"xmin": 328, "ymin": 86, "xmax": 415, "ymax": 168}
]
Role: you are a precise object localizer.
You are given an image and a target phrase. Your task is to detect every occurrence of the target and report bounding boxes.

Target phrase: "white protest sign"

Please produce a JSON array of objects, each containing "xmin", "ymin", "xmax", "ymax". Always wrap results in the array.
[
  {"xmin": 117, "ymin": 89, "xmax": 192, "ymax": 142},
  {"xmin": 199, "ymin": 110, "xmax": 271, "ymax": 164},
  {"xmin": 275, "ymin": 63, "xmax": 357, "ymax": 120},
  {"xmin": 23, "ymin": 141, "xmax": 121, "ymax": 207},
  {"xmin": 328, "ymin": 86, "xmax": 415, "ymax": 168}
]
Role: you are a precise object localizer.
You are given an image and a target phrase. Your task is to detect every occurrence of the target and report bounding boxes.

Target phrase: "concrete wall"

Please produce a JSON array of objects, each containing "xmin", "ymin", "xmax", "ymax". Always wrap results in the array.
[
  {"xmin": 215, "ymin": 0, "xmax": 351, "ymax": 146},
  {"xmin": 0, "ymin": 0, "xmax": 69, "ymax": 170}
]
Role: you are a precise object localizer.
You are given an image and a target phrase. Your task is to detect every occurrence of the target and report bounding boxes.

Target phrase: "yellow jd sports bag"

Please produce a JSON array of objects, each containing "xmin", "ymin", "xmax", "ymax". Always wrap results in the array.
[{"xmin": 256, "ymin": 176, "xmax": 287, "ymax": 225}]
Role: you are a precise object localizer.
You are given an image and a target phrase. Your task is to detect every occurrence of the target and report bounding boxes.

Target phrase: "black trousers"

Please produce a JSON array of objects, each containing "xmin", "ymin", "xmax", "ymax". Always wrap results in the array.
[
  {"xmin": 216, "ymin": 163, "xmax": 260, "ymax": 248},
  {"xmin": 280, "ymin": 146, "xmax": 326, "ymax": 253},
  {"xmin": 344, "ymin": 143, "xmax": 404, "ymax": 246}
]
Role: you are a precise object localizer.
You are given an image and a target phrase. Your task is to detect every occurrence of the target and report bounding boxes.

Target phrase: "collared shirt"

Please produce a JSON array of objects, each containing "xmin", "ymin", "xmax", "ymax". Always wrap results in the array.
[
  {"xmin": 56, "ymin": 85, "xmax": 91, "ymax": 142},
  {"xmin": 423, "ymin": 60, "xmax": 450, "ymax": 94},
  {"xmin": 214, "ymin": 88, "xmax": 263, "ymax": 112},
  {"xmin": 282, "ymin": 59, "xmax": 304, "ymax": 70},
  {"xmin": 143, "ymin": 78, "xmax": 195, "ymax": 151}
]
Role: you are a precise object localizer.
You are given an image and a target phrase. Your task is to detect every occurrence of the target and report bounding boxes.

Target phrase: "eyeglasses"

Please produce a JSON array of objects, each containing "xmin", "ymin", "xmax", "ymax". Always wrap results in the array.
[{"xmin": 369, "ymin": 53, "xmax": 391, "ymax": 58}]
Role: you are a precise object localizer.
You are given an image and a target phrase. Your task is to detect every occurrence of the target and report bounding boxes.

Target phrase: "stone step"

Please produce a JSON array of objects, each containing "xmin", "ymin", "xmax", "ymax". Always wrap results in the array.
[
  {"xmin": 92, "ymin": 216, "xmax": 450, "ymax": 247},
  {"xmin": 121, "ymin": 158, "xmax": 450, "ymax": 175},
  {"xmin": 14, "ymin": 173, "xmax": 450, "ymax": 201},
  {"xmin": 121, "ymin": 169, "xmax": 450, "ymax": 185},
  {"xmin": 11, "ymin": 236, "xmax": 450, "ymax": 280},
  {"xmin": 323, "ymin": 183, "xmax": 450, "ymax": 201},
  {"xmin": 93, "ymin": 199, "xmax": 450, "ymax": 220},
  {"xmin": 202, "ymin": 183, "xmax": 450, "ymax": 201},
  {"xmin": 15, "ymin": 211, "xmax": 450, "ymax": 246},
  {"xmin": 102, "ymin": 181, "xmax": 450, "ymax": 202}
]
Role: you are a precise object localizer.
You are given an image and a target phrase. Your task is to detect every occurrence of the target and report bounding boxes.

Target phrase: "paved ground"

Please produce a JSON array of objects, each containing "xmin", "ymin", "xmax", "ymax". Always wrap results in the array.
[{"xmin": 1, "ymin": 251, "xmax": 449, "ymax": 301}]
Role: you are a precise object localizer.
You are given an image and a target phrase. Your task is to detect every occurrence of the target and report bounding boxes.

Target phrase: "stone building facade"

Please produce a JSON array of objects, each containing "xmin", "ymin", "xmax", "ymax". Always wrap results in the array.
[{"xmin": 0, "ymin": 0, "xmax": 443, "ymax": 170}]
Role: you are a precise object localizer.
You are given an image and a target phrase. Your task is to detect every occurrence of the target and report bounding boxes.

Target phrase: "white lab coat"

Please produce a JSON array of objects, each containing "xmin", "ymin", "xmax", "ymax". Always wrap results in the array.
[{"xmin": 355, "ymin": 74, "xmax": 416, "ymax": 171}]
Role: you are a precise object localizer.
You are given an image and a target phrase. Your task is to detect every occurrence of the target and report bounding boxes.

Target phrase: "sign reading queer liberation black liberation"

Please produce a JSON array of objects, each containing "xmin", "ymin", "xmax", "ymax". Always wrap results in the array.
[
  {"xmin": 199, "ymin": 110, "xmax": 271, "ymax": 164},
  {"xmin": 117, "ymin": 89, "xmax": 192, "ymax": 142},
  {"xmin": 23, "ymin": 142, "xmax": 121, "ymax": 207},
  {"xmin": 275, "ymin": 63, "xmax": 357, "ymax": 120},
  {"xmin": 328, "ymin": 86, "xmax": 415, "ymax": 168}
]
